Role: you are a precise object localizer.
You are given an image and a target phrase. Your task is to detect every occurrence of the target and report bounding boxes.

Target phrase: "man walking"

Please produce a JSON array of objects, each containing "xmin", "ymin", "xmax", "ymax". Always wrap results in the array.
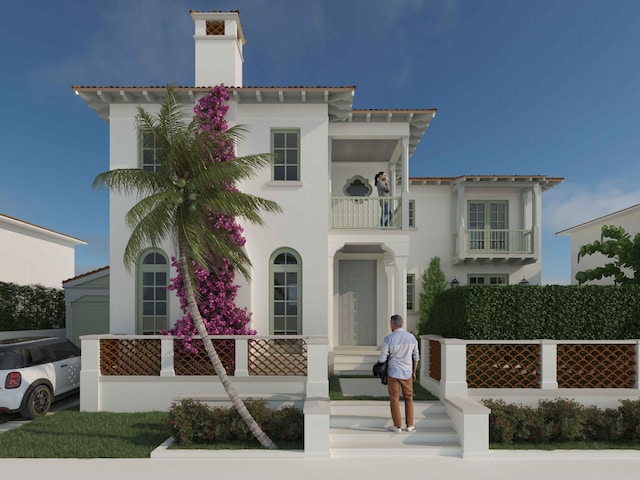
[{"xmin": 379, "ymin": 314, "xmax": 419, "ymax": 433}]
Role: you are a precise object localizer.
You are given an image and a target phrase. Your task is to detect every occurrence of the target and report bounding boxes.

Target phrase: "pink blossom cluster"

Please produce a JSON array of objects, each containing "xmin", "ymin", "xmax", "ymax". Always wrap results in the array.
[{"xmin": 165, "ymin": 85, "xmax": 255, "ymax": 353}]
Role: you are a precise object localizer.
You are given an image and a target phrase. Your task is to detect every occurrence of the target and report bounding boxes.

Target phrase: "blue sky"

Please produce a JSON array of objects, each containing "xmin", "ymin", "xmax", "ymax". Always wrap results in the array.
[{"xmin": 1, "ymin": 0, "xmax": 639, "ymax": 284}]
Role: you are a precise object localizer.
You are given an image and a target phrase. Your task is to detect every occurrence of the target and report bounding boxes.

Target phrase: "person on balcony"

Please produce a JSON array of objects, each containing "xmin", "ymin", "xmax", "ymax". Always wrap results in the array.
[
  {"xmin": 379, "ymin": 314, "xmax": 419, "ymax": 433},
  {"xmin": 375, "ymin": 171, "xmax": 392, "ymax": 226}
]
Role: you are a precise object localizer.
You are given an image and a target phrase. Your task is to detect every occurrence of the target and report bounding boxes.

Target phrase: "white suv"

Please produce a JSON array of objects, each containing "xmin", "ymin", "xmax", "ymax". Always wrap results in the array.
[{"xmin": 0, "ymin": 337, "xmax": 81, "ymax": 419}]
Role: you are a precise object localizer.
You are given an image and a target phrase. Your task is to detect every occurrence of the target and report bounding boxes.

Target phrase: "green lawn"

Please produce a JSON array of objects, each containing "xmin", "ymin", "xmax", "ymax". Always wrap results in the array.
[{"xmin": 0, "ymin": 406, "xmax": 169, "ymax": 458}]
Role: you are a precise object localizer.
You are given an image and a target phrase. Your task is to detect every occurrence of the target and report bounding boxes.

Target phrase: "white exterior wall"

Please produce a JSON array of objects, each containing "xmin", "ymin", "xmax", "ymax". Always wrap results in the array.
[
  {"xmin": 562, "ymin": 206, "xmax": 640, "ymax": 285},
  {"xmin": 0, "ymin": 218, "xmax": 82, "ymax": 288},
  {"xmin": 233, "ymin": 102, "xmax": 330, "ymax": 336},
  {"xmin": 107, "ymin": 103, "xmax": 184, "ymax": 334}
]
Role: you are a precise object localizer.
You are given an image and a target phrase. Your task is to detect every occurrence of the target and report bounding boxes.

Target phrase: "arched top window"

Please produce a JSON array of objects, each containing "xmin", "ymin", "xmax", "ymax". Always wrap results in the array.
[
  {"xmin": 137, "ymin": 248, "xmax": 169, "ymax": 335},
  {"xmin": 343, "ymin": 175, "xmax": 373, "ymax": 197},
  {"xmin": 269, "ymin": 248, "xmax": 302, "ymax": 336}
]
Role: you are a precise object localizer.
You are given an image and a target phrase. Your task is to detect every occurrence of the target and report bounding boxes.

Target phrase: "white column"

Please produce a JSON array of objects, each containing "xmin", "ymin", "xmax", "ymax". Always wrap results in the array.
[
  {"xmin": 80, "ymin": 335, "xmax": 101, "ymax": 412},
  {"xmin": 234, "ymin": 337, "xmax": 249, "ymax": 376},
  {"xmin": 306, "ymin": 336, "xmax": 329, "ymax": 397},
  {"xmin": 540, "ymin": 340, "xmax": 558, "ymax": 389},
  {"xmin": 160, "ymin": 337, "xmax": 175, "ymax": 377},
  {"xmin": 327, "ymin": 253, "xmax": 335, "ymax": 350},
  {"xmin": 532, "ymin": 184, "xmax": 542, "ymax": 258},
  {"xmin": 395, "ymin": 255, "xmax": 408, "ymax": 321},
  {"xmin": 384, "ymin": 254, "xmax": 395, "ymax": 320},
  {"xmin": 401, "ymin": 136, "xmax": 410, "ymax": 230},
  {"xmin": 455, "ymin": 182, "xmax": 466, "ymax": 257},
  {"xmin": 441, "ymin": 338, "xmax": 468, "ymax": 398}
]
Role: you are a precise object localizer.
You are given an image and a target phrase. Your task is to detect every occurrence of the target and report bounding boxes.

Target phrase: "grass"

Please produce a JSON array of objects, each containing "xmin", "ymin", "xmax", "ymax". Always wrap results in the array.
[
  {"xmin": 0, "ymin": 406, "xmax": 169, "ymax": 458},
  {"xmin": 329, "ymin": 374, "xmax": 438, "ymax": 401}
]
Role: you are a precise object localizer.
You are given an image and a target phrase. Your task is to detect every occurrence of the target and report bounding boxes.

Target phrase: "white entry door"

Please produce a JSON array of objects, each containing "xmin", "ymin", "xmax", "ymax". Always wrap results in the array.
[{"xmin": 338, "ymin": 260, "xmax": 376, "ymax": 346}]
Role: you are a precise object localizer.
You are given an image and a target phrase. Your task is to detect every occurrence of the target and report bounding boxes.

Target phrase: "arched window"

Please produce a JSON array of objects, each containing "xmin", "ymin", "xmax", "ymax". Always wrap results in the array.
[
  {"xmin": 343, "ymin": 175, "xmax": 372, "ymax": 197},
  {"xmin": 137, "ymin": 249, "xmax": 169, "ymax": 334},
  {"xmin": 269, "ymin": 248, "xmax": 302, "ymax": 335}
]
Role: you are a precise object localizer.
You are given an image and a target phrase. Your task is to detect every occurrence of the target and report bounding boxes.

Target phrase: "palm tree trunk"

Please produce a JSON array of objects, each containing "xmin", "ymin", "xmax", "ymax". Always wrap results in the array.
[{"xmin": 178, "ymin": 249, "xmax": 278, "ymax": 449}]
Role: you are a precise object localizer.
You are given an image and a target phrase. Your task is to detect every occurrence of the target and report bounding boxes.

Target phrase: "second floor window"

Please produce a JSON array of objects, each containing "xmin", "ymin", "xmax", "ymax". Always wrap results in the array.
[
  {"xmin": 140, "ymin": 131, "xmax": 163, "ymax": 172},
  {"xmin": 272, "ymin": 130, "xmax": 300, "ymax": 181}
]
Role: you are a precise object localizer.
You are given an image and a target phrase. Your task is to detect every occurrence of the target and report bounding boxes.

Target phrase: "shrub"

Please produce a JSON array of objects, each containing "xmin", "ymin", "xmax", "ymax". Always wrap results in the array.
[
  {"xmin": 537, "ymin": 398, "xmax": 585, "ymax": 442},
  {"xmin": 168, "ymin": 398, "xmax": 303, "ymax": 446},
  {"xmin": 619, "ymin": 399, "xmax": 640, "ymax": 442},
  {"xmin": 483, "ymin": 399, "xmax": 537, "ymax": 444},
  {"xmin": 583, "ymin": 405, "xmax": 622, "ymax": 441}
]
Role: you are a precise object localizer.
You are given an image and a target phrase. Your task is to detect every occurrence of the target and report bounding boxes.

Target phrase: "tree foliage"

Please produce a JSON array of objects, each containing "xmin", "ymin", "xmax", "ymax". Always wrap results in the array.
[
  {"xmin": 576, "ymin": 225, "xmax": 640, "ymax": 285},
  {"xmin": 417, "ymin": 256, "xmax": 448, "ymax": 335}
]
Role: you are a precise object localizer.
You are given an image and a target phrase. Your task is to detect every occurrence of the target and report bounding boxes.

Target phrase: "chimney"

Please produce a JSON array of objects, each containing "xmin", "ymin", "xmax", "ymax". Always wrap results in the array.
[{"xmin": 191, "ymin": 10, "xmax": 245, "ymax": 87}]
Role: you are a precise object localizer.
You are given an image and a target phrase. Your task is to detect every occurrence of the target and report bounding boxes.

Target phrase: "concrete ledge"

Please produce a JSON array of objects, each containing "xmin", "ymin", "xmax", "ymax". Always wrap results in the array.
[{"xmin": 150, "ymin": 437, "xmax": 307, "ymax": 459}]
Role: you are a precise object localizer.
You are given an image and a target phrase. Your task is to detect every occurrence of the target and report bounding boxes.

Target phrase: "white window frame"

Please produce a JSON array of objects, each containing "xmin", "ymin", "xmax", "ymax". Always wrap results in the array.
[{"xmin": 271, "ymin": 130, "xmax": 300, "ymax": 181}]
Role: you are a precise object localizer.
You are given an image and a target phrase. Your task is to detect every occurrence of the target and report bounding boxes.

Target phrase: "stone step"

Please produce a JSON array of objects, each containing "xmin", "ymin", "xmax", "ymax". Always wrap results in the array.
[{"xmin": 329, "ymin": 400, "xmax": 461, "ymax": 457}]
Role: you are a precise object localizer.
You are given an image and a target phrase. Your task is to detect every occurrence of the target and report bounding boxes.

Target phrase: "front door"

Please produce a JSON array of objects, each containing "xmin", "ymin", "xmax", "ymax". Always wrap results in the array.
[{"xmin": 338, "ymin": 260, "xmax": 376, "ymax": 346}]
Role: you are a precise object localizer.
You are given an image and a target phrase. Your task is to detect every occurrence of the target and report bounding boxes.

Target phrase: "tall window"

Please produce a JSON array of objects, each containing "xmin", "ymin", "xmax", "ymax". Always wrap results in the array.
[
  {"xmin": 468, "ymin": 274, "xmax": 508, "ymax": 285},
  {"xmin": 468, "ymin": 201, "xmax": 508, "ymax": 251},
  {"xmin": 406, "ymin": 274, "xmax": 416, "ymax": 311},
  {"xmin": 272, "ymin": 130, "xmax": 300, "ymax": 181},
  {"xmin": 140, "ymin": 131, "xmax": 163, "ymax": 172},
  {"xmin": 138, "ymin": 249, "xmax": 169, "ymax": 334},
  {"xmin": 408, "ymin": 200, "xmax": 415, "ymax": 227},
  {"xmin": 270, "ymin": 248, "xmax": 302, "ymax": 335}
]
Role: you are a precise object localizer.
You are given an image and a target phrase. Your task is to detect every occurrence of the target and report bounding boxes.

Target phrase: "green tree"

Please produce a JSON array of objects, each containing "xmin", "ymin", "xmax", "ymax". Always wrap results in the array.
[
  {"xmin": 576, "ymin": 225, "xmax": 640, "ymax": 285},
  {"xmin": 417, "ymin": 257, "xmax": 448, "ymax": 335},
  {"xmin": 92, "ymin": 85, "xmax": 282, "ymax": 449}
]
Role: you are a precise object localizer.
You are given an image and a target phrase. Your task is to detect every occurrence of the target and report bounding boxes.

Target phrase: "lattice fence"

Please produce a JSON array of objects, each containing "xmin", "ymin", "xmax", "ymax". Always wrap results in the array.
[
  {"xmin": 100, "ymin": 338, "xmax": 161, "ymax": 376},
  {"xmin": 429, "ymin": 339, "xmax": 442, "ymax": 381},
  {"xmin": 249, "ymin": 339, "xmax": 307, "ymax": 376},
  {"xmin": 467, "ymin": 343, "xmax": 541, "ymax": 388},
  {"xmin": 557, "ymin": 344, "xmax": 637, "ymax": 388},
  {"xmin": 174, "ymin": 339, "xmax": 235, "ymax": 376}
]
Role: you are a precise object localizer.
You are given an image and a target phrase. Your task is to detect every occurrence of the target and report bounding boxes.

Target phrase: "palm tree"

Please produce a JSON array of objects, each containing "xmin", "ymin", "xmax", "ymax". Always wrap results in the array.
[{"xmin": 92, "ymin": 85, "xmax": 282, "ymax": 449}]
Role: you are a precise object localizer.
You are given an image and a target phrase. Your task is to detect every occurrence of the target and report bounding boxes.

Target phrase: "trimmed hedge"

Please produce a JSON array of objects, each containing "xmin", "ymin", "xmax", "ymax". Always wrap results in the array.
[
  {"xmin": 0, "ymin": 281, "xmax": 65, "ymax": 331},
  {"xmin": 483, "ymin": 398, "xmax": 640, "ymax": 445},
  {"xmin": 426, "ymin": 285, "xmax": 640, "ymax": 340},
  {"xmin": 168, "ymin": 398, "xmax": 304, "ymax": 446}
]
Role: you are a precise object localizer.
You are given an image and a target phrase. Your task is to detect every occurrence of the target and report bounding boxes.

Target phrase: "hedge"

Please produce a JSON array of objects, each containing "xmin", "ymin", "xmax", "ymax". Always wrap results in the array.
[
  {"xmin": 426, "ymin": 284, "xmax": 640, "ymax": 340},
  {"xmin": 0, "ymin": 281, "xmax": 65, "ymax": 331}
]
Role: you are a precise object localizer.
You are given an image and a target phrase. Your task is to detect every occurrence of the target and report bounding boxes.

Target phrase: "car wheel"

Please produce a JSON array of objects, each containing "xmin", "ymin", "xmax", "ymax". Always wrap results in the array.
[{"xmin": 21, "ymin": 384, "xmax": 52, "ymax": 419}]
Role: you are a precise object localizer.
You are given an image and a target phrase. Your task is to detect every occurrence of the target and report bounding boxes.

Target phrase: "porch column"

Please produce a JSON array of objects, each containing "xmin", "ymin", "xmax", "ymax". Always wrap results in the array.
[
  {"xmin": 384, "ymin": 254, "xmax": 395, "ymax": 320},
  {"xmin": 454, "ymin": 181, "xmax": 466, "ymax": 257},
  {"xmin": 401, "ymin": 136, "xmax": 410, "ymax": 230},
  {"xmin": 327, "ymin": 253, "xmax": 335, "ymax": 350},
  {"xmin": 395, "ymin": 255, "xmax": 408, "ymax": 321},
  {"xmin": 532, "ymin": 184, "xmax": 542, "ymax": 259}
]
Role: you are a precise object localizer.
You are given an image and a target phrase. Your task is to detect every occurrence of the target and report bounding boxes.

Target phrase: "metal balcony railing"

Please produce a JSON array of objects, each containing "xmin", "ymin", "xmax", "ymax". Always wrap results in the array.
[{"xmin": 331, "ymin": 196, "xmax": 401, "ymax": 229}]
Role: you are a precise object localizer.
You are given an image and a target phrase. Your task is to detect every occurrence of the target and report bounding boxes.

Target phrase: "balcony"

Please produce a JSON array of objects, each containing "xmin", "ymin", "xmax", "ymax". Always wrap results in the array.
[
  {"xmin": 331, "ymin": 196, "xmax": 401, "ymax": 229},
  {"xmin": 453, "ymin": 228, "xmax": 534, "ymax": 263}
]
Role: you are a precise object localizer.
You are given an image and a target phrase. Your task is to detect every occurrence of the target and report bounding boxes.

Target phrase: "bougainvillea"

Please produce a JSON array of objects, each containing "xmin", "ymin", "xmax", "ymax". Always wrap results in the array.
[{"xmin": 165, "ymin": 85, "xmax": 255, "ymax": 352}]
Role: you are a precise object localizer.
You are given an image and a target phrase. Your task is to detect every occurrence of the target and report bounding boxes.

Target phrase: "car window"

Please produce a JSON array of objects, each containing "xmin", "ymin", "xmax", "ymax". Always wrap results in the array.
[
  {"xmin": 51, "ymin": 340, "xmax": 81, "ymax": 361},
  {"xmin": 27, "ymin": 346, "xmax": 55, "ymax": 366},
  {"xmin": 0, "ymin": 350, "xmax": 21, "ymax": 369}
]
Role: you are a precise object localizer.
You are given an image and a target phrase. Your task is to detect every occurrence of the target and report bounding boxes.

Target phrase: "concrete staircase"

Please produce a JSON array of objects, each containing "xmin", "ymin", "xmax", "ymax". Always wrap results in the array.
[
  {"xmin": 331, "ymin": 347, "xmax": 381, "ymax": 375},
  {"xmin": 330, "ymin": 400, "xmax": 462, "ymax": 457}
]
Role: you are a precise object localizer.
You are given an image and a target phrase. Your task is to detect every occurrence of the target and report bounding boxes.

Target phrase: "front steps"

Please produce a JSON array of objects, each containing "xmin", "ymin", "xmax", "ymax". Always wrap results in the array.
[
  {"xmin": 330, "ymin": 400, "xmax": 462, "ymax": 457},
  {"xmin": 331, "ymin": 347, "xmax": 381, "ymax": 375}
]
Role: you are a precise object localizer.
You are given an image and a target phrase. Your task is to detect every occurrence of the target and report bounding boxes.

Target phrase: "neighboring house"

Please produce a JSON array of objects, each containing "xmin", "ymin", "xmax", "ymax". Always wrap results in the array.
[
  {"xmin": 557, "ymin": 203, "xmax": 640, "ymax": 285},
  {"xmin": 62, "ymin": 266, "xmax": 110, "ymax": 346},
  {"xmin": 0, "ymin": 213, "xmax": 87, "ymax": 289},
  {"xmin": 72, "ymin": 11, "xmax": 562, "ymax": 372}
]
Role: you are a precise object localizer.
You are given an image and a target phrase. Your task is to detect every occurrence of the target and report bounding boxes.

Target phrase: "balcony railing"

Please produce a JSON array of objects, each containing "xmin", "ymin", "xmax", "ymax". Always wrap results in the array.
[
  {"xmin": 331, "ymin": 196, "xmax": 401, "ymax": 229},
  {"xmin": 456, "ymin": 228, "xmax": 533, "ymax": 255}
]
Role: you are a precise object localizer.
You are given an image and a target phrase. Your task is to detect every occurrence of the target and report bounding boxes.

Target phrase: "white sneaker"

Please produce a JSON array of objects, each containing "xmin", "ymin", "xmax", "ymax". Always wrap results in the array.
[
  {"xmin": 406, "ymin": 425, "xmax": 416, "ymax": 432},
  {"xmin": 388, "ymin": 426, "xmax": 401, "ymax": 433}
]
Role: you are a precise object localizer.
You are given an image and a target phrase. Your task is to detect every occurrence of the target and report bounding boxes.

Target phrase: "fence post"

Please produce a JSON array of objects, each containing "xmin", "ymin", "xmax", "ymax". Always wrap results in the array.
[
  {"xmin": 306, "ymin": 336, "xmax": 329, "ymax": 397},
  {"xmin": 540, "ymin": 340, "xmax": 558, "ymax": 389},
  {"xmin": 441, "ymin": 338, "xmax": 468, "ymax": 398},
  {"xmin": 160, "ymin": 336, "xmax": 175, "ymax": 377},
  {"xmin": 235, "ymin": 337, "xmax": 249, "ymax": 376},
  {"xmin": 79, "ymin": 335, "xmax": 101, "ymax": 412}
]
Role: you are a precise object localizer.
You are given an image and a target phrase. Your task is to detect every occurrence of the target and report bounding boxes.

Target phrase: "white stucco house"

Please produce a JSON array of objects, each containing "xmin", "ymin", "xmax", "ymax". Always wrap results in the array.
[
  {"xmin": 557, "ymin": 203, "xmax": 640, "ymax": 285},
  {"xmin": 0, "ymin": 213, "xmax": 87, "ymax": 288},
  {"xmin": 72, "ymin": 10, "xmax": 562, "ymax": 372}
]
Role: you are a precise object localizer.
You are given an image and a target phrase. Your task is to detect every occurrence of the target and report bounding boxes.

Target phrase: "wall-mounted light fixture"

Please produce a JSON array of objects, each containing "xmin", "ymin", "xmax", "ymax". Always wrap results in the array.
[{"xmin": 450, "ymin": 277, "xmax": 460, "ymax": 288}]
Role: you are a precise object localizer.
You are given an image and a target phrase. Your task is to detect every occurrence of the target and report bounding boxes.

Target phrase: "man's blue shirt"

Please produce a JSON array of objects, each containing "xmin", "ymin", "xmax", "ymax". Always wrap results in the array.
[{"xmin": 378, "ymin": 328, "xmax": 419, "ymax": 380}]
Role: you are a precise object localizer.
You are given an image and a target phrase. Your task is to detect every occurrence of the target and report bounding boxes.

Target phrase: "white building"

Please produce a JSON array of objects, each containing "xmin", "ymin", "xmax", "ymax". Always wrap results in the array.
[
  {"xmin": 557, "ymin": 203, "xmax": 640, "ymax": 285},
  {"xmin": 0, "ymin": 213, "xmax": 87, "ymax": 288},
  {"xmin": 73, "ymin": 10, "xmax": 562, "ymax": 372}
]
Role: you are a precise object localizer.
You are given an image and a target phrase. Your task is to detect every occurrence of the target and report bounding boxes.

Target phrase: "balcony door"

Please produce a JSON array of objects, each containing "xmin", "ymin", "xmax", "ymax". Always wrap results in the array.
[
  {"xmin": 338, "ymin": 260, "xmax": 376, "ymax": 346},
  {"xmin": 468, "ymin": 201, "xmax": 508, "ymax": 252}
]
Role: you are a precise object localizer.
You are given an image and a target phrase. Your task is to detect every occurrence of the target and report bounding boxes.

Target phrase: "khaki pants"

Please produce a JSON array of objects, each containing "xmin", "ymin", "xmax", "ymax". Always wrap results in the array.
[{"xmin": 387, "ymin": 375, "xmax": 414, "ymax": 428}]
